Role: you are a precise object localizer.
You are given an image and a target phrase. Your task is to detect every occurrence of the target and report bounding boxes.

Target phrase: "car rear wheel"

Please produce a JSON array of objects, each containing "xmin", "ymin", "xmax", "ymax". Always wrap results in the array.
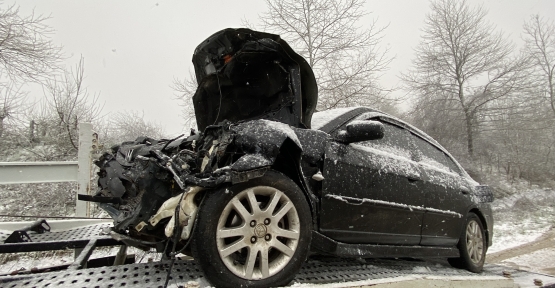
[
  {"xmin": 192, "ymin": 170, "xmax": 312, "ymax": 288},
  {"xmin": 448, "ymin": 212, "xmax": 486, "ymax": 272}
]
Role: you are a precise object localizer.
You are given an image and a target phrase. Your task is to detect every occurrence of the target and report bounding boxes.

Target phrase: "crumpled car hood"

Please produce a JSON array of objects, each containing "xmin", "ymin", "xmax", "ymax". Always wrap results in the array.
[{"xmin": 192, "ymin": 28, "xmax": 318, "ymax": 130}]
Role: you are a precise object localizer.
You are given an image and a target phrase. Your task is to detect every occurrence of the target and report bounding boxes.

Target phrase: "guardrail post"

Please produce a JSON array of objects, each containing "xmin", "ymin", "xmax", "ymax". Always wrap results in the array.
[{"xmin": 76, "ymin": 123, "xmax": 93, "ymax": 217}]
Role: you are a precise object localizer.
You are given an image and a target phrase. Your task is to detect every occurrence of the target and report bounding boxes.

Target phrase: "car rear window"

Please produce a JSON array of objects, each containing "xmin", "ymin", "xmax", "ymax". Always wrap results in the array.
[{"xmin": 412, "ymin": 134, "xmax": 461, "ymax": 174}]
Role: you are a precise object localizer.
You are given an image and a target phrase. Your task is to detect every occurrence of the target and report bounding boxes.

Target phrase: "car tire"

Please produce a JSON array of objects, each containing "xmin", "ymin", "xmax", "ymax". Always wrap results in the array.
[
  {"xmin": 191, "ymin": 170, "xmax": 312, "ymax": 288},
  {"xmin": 448, "ymin": 212, "xmax": 486, "ymax": 272}
]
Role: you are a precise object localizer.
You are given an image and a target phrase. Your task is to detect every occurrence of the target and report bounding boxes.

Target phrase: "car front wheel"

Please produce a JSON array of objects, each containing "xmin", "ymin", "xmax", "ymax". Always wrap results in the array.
[
  {"xmin": 448, "ymin": 212, "xmax": 486, "ymax": 272},
  {"xmin": 192, "ymin": 170, "xmax": 312, "ymax": 288}
]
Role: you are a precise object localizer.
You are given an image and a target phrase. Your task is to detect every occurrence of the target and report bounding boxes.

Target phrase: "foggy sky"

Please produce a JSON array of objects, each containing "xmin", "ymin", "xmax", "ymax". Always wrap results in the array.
[{"xmin": 12, "ymin": 0, "xmax": 555, "ymax": 136}]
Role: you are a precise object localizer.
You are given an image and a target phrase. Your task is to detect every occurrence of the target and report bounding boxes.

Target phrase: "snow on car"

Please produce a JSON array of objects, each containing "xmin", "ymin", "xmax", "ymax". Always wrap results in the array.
[{"xmin": 84, "ymin": 28, "xmax": 494, "ymax": 288}]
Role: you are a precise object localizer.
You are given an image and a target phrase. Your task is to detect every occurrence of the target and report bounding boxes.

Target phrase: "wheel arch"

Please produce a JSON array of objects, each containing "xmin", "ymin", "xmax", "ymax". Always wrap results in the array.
[
  {"xmin": 271, "ymin": 138, "xmax": 318, "ymax": 229},
  {"xmin": 194, "ymin": 137, "xmax": 318, "ymax": 234},
  {"xmin": 468, "ymin": 208, "xmax": 491, "ymax": 247},
  {"xmin": 231, "ymin": 120, "xmax": 319, "ymax": 229}
]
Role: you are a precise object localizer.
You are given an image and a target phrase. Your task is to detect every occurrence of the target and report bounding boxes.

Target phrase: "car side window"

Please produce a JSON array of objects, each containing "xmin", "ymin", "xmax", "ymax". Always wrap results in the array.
[
  {"xmin": 411, "ymin": 134, "xmax": 461, "ymax": 174},
  {"xmin": 356, "ymin": 121, "xmax": 413, "ymax": 160},
  {"xmin": 444, "ymin": 154, "xmax": 462, "ymax": 174}
]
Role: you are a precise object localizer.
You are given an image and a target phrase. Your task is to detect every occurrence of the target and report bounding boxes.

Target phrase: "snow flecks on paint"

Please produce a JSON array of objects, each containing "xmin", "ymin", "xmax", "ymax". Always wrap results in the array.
[
  {"xmin": 258, "ymin": 119, "xmax": 301, "ymax": 147},
  {"xmin": 419, "ymin": 163, "xmax": 463, "ymax": 190},
  {"xmin": 359, "ymin": 142, "xmax": 412, "ymax": 160},
  {"xmin": 420, "ymin": 155, "xmax": 450, "ymax": 172},
  {"xmin": 234, "ymin": 119, "xmax": 302, "ymax": 151},
  {"xmin": 350, "ymin": 144, "xmax": 420, "ymax": 179},
  {"xmin": 234, "ymin": 154, "xmax": 273, "ymax": 167},
  {"xmin": 424, "ymin": 207, "xmax": 462, "ymax": 218},
  {"xmin": 325, "ymin": 194, "xmax": 463, "ymax": 218}
]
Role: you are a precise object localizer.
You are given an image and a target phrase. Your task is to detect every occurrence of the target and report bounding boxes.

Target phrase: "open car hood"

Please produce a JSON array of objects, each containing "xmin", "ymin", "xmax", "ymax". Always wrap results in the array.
[{"xmin": 192, "ymin": 28, "xmax": 318, "ymax": 130}]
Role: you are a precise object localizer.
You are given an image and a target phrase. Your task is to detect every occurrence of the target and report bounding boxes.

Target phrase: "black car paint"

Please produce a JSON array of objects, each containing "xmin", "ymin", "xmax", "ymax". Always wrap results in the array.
[
  {"xmin": 191, "ymin": 28, "xmax": 318, "ymax": 131},
  {"xmin": 306, "ymin": 108, "xmax": 493, "ymax": 249},
  {"xmin": 91, "ymin": 107, "xmax": 493, "ymax": 257},
  {"xmin": 320, "ymin": 141, "xmax": 425, "ymax": 245},
  {"xmin": 89, "ymin": 28, "xmax": 493, "ymax": 262}
]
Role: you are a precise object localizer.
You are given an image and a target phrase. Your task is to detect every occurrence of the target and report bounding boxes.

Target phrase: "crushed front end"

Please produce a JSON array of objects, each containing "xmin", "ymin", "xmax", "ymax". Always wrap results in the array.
[{"xmin": 84, "ymin": 28, "xmax": 317, "ymax": 251}]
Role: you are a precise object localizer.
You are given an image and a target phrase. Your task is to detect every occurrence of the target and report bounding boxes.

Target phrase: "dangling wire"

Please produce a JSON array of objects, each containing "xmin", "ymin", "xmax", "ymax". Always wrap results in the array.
[
  {"xmin": 161, "ymin": 191, "xmax": 206, "ymax": 288},
  {"xmin": 212, "ymin": 73, "xmax": 224, "ymax": 126},
  {"xmin": 163, "ymin": 190, "xmax": 187, "ymax": 288}
]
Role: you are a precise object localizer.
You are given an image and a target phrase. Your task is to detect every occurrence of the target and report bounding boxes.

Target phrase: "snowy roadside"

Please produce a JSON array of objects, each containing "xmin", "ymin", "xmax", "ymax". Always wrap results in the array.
[
  {"xmin": 488, "ymin": 187, "xmax": 555, "ymax": 254},
  {"xmin": 498, "ymin": 247, "xmax": 555, "ymax": 276},
  {"xmin": 485, "ymin": 182, "xmax": 555, "ymax": 276}
]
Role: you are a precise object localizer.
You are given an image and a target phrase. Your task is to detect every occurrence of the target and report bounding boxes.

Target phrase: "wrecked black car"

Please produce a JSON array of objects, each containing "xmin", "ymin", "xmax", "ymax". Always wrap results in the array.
[{"xmin": 87, "ymin": 28, "xmax": 493, "ymax": 288}]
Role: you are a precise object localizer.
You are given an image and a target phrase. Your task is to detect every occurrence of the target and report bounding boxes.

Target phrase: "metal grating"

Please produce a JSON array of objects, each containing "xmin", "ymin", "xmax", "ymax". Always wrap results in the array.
[
  {"xmin": 1, "ymin": 225, "xmax": 112, "ymax": 243},
  {"xmin": 294, "ymin": 257, "xmax": 475, "ymax": 284},
  {"xmin": 0, "ymin": 257, "xmax": 514, "ymax": 288},
  {"xmin": 0, "ymin": 260, "xmax": 204, "ymax": 288},
  {"xmin": 0, "ymin": 224, "xmax": 118, "ymax": 254}
]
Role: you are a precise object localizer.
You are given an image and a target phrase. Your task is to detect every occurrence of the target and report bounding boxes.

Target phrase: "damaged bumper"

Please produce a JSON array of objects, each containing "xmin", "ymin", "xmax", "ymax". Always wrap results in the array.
[{"xmin": 86, "ymin": 119, "xmax": 303, "ymax": 248}]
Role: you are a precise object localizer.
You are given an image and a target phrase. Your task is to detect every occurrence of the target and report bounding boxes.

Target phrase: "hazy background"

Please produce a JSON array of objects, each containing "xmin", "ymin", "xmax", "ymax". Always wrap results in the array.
[{"xmin": 13, "ymin": 0, "xmax": 555, "ymax": 135}]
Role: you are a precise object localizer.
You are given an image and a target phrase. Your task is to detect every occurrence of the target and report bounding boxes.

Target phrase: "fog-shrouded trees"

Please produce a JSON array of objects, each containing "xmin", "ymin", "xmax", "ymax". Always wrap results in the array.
[
  {"xmin": 403, "ymin": 0, "xmax": 555, "ymax": 184},
  {"xmin": 101, "ymin": 110, "xmax": 166, "ymax": 146},
  {"xmin": 258, "ymin": 0, "xmax": 393, "ymax": 112},
  {"xmin": 403, "ymin": 0, "xmax": 529, "ymax": 160},
  {"xmin": 5, "ymin": 57, "xmax": 105, "ymax": 161},
  {"xmin": 40, "ymin": 57, "xmax": 102, "ymax": 151},
  {"xmin": 523, "ymin": 15, "xmax": 555, "ymax": 118}
]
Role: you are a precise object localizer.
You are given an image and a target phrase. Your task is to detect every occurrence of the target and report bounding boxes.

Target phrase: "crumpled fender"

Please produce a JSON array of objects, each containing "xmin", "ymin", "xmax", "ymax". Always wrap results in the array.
[{"xmin": 230, "ymin": 119, "xmax": 302, "ymax": 173}]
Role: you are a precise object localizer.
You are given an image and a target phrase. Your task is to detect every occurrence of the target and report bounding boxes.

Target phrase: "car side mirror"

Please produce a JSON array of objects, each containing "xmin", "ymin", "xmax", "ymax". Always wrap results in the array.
[{"xmin": 334, "ymin": 120, "xmax": 385, "ymax": 143}]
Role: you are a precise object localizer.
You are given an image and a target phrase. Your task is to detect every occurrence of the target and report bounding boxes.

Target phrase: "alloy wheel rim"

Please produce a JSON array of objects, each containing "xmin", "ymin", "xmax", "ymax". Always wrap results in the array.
[
  {"xmin": 216, "ymin": 186, "xmax": 301, "ymax": 280},
  {"xmin": 466, "ymin": 219, "xmax": 484, "ymax": 264}
]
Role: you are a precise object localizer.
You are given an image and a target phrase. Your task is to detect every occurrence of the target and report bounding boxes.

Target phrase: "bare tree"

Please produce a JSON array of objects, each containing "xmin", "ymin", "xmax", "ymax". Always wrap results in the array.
[
  {"xmin": 103, "ymin": 110, "xmax": 166, "ymax": 145},
  {"xmin": 0, "ymin": 3, "xmax": 62, "ymax": 82},
  {"xmin": 171, "ymin": 70, "xmax": 198, "ymax": 130},
  {"xmin": 402, "ymin": 0, "xmax": 529, "ymax": 159},
  {"xmin": 0, "ymin": 81, "xmax": 28, "ymax": 137},
  {"xmin": 523, "ymin": 15, "xmax": 555, "ymax": 118},
  {"xmin": 258, "ymin": 0, "xmax": 392, "ymax": 111},
  {"xmin": 40, "ymin": 57, "xmax": 103, "ymax": 151}
]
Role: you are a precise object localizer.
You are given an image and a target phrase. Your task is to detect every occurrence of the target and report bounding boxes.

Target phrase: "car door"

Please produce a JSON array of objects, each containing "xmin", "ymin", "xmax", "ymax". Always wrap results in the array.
[
  {"xmin": 410, "ymin": 134, "xmax": 469, "ymax": 246},
  {"xmin": 319, "ymin": 118, "xmax": 425, "ymax": 245}
]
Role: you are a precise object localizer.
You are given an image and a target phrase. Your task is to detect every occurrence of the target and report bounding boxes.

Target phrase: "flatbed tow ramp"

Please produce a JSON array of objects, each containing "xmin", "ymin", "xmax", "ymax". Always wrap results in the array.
[{"xmin": 0, "ymin": 220, "xmax": 554, "ymax": 288}]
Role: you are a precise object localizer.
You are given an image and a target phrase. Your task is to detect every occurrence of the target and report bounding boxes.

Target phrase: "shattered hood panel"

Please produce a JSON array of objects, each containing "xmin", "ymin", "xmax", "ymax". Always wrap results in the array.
[{"xmin": 192, "ymin": 28, "xmax": 318, "ymax": 131}]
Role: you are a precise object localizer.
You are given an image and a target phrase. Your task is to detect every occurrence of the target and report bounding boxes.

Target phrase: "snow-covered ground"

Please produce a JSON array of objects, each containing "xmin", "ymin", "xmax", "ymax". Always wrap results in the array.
[
  {"xmin": 483, "ymin": 176, "xmax": 555, "ymax": 278},
  {"xmin": 499, "ymin": 247, "xmax": 555, "ymax": 275},
  {"xmin": 488, "ymin": 185, "xmax": 555, "ymax": 254}
]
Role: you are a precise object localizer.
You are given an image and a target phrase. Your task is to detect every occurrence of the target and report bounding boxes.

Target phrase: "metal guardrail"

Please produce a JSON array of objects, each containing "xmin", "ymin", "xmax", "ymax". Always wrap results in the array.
[
  {"xmin": 0, "ymin": 162, "xmax": 78, "ymax": 184},
  {"xmin": 0, "ymin": 123, "xmax": 93, "ymax": 217}
]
